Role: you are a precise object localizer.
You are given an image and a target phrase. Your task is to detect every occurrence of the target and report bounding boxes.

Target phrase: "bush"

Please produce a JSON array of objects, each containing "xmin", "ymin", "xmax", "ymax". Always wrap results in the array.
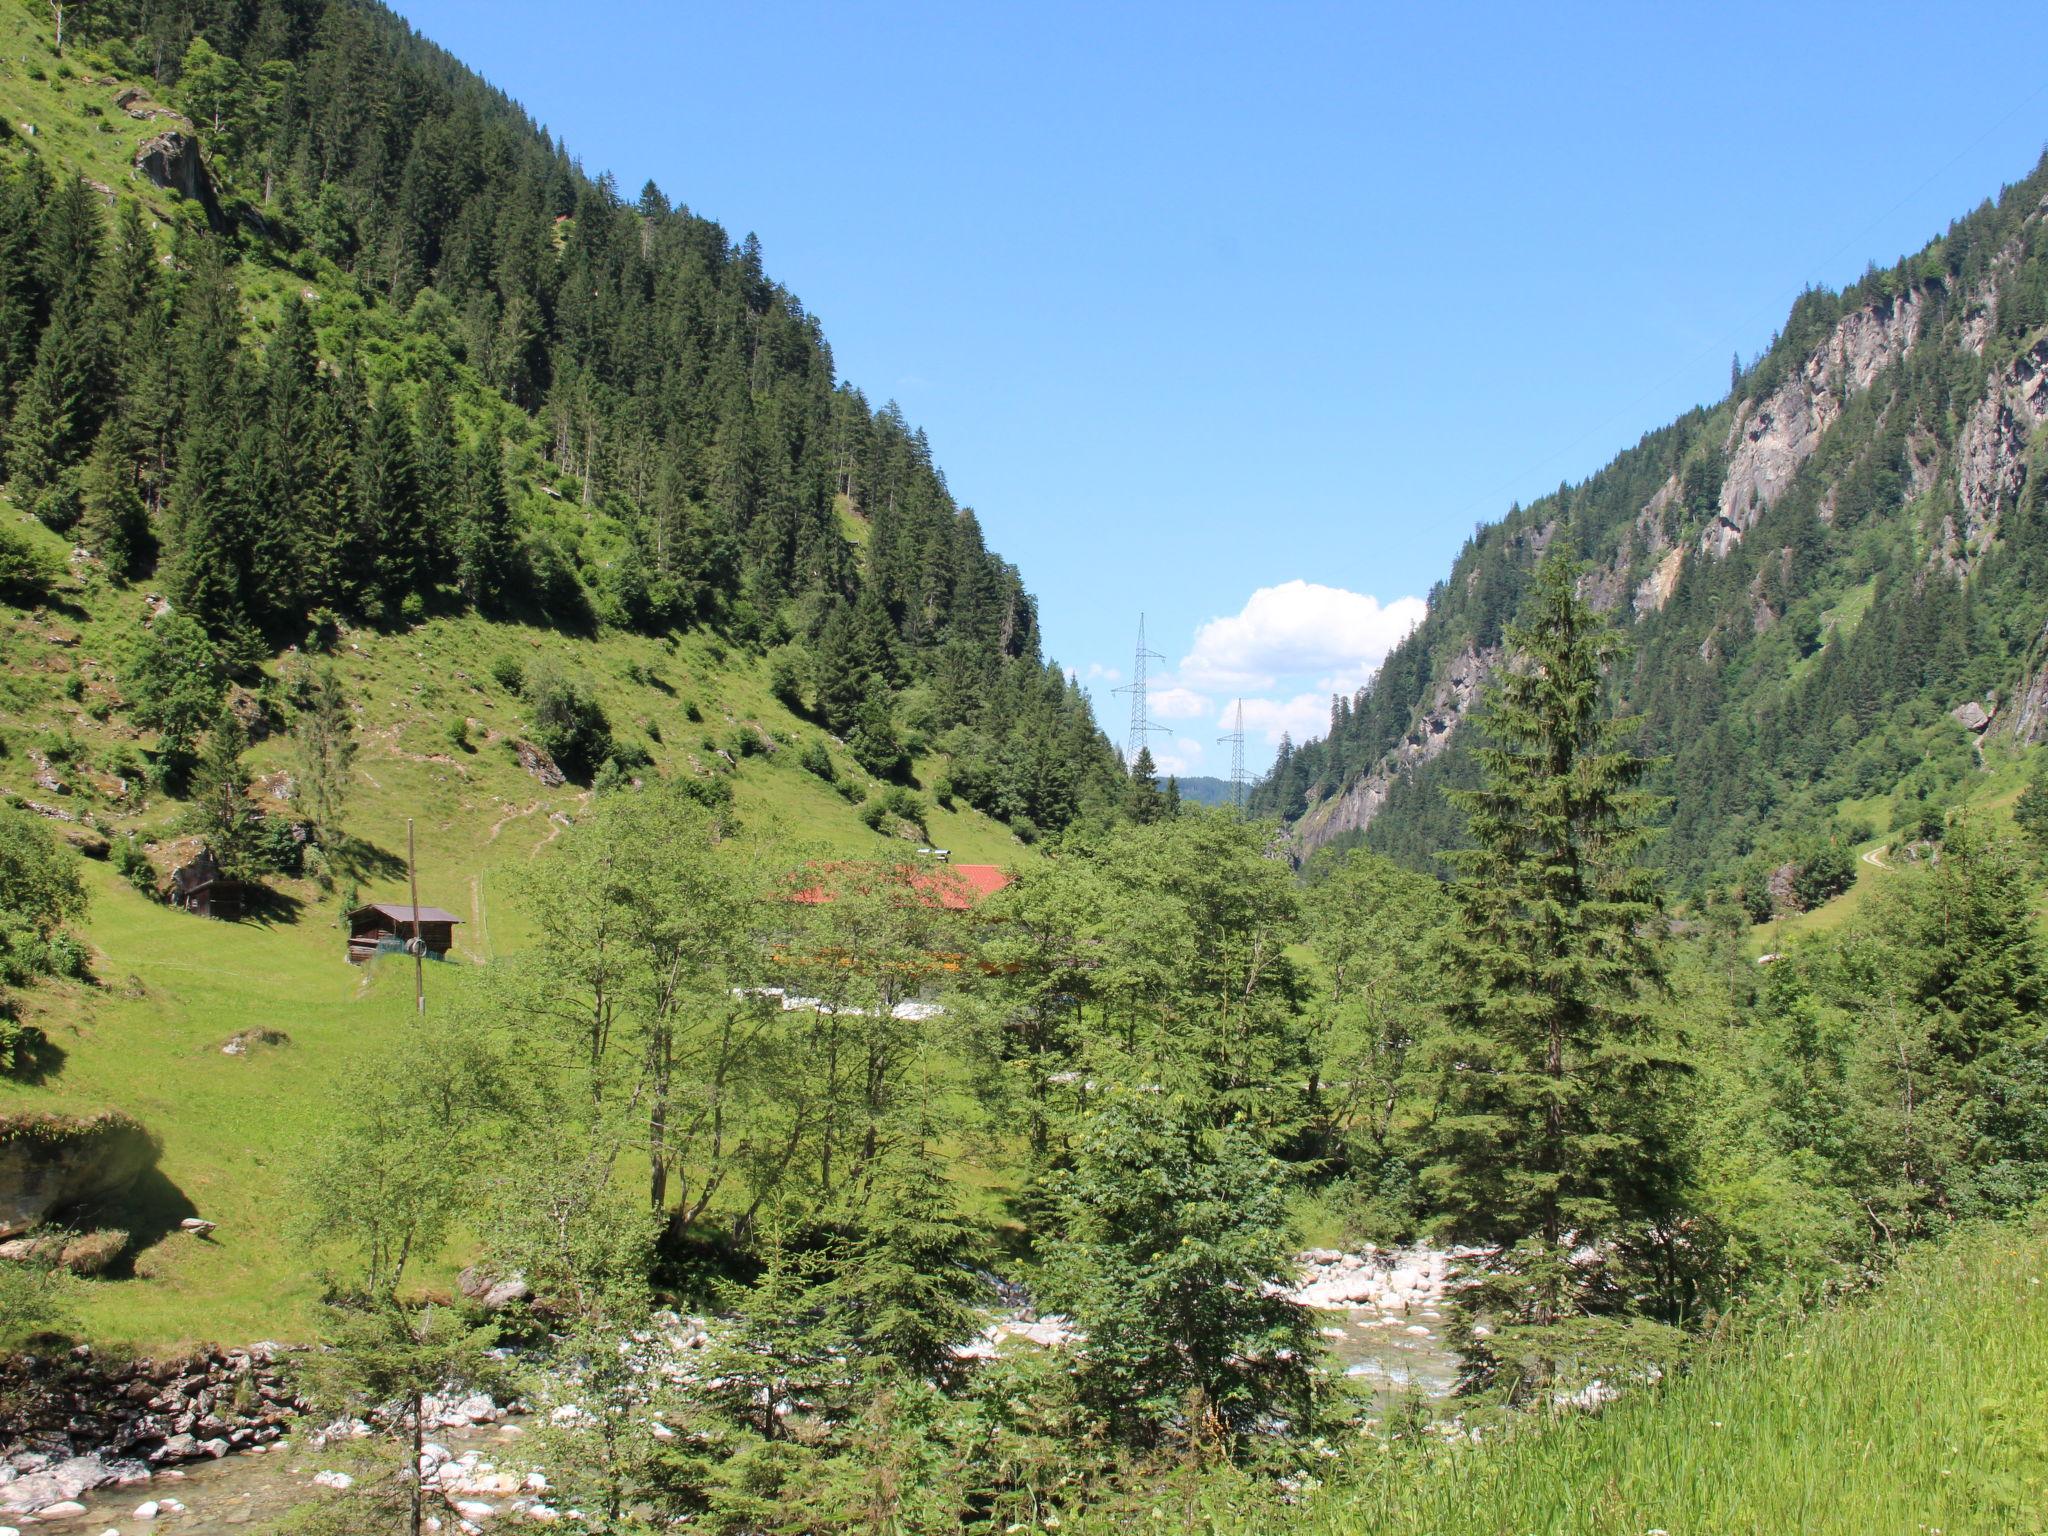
[
  {"xmin": 121, "ymin": 612, "xmax": 228, "ymax": 764},
  {"xmin": 490, "ymin": 654, "xmax": 525, "ymax": 694},
  {"xmin": 857, "ymin": 798, "xmax": 888, "ymax": 832},
  {"xmin": 0, "ymin": 523, "xmax": 58, "ymax": 601},
  {"xmin": 112, "ymin": 838, "xmax": 155, "ymax": 895},
  {"xmin": 524, "ymin": 661, "xmax": 612, "ymax": 782},
  {"xmin": 797, "ymin": 739, "xmax": 835, "ymax": 781},
  {"xmin": 248, "ymin": 816, "xmax": 307, "ymax": 877},
  {"xmin": 0, "ymin": 1017, "xmax": 50, "ymax": 1078},
  {"xmin": 879, "ymin": 786, "xmax": 927, "ymax": 834},
  {"xmin": 608, "ymin": 737, "xmax": 653, "ymax": 773}
]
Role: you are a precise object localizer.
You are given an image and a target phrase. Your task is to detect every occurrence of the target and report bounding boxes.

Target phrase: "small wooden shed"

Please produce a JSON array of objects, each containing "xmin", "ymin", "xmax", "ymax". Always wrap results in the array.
[
  {"xmin": 168, "ymin": 848, "xmax": 244, "ymax": 921},
  {"xmin": 347, "ymin": 902, "xmax": 462, "ymax": 965}
]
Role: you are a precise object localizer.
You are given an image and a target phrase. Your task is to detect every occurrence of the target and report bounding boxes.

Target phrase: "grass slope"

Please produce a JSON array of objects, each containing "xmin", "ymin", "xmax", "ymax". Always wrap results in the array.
[
  {"xmin": 1077, "ymin": 1222, "xmax": 2048, "ymax": 1536},
  {"xmin": 1, "ymin": 496, "xmax": 1031, "ymax": 1348}
]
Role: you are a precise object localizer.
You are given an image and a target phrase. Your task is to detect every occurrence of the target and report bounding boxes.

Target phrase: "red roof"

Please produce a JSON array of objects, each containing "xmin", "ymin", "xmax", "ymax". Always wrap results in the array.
[{"xmin": 787, "ymin": 862, "xmax": 1010, "ymax": 910}]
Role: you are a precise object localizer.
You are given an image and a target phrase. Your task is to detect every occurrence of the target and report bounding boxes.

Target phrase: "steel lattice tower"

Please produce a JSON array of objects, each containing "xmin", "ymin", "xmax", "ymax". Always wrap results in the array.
[
  {"xmin": 1217, "ymin": 698, "xmax": 1247, "ymax": 814},
  {"xmin": 1111, "ymin": 614, "xmax": 1169, "ymax": 767}
]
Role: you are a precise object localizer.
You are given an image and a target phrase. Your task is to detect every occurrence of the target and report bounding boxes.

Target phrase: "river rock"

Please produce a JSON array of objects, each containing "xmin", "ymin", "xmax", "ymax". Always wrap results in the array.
[
  {"xmin": 0, "ymin": 1111, "xmax": 161, "ymax": 1238},
  {"xmin": 0, "ymin": 1456, "xmax": 115, "ymax": 1512}
]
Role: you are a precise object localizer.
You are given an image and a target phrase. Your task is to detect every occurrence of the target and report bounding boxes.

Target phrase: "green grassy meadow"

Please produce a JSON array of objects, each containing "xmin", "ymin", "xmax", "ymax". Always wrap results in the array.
[{"xmin": 1, "ymin": 493, "xmax": 1033, "ymax": 1349}]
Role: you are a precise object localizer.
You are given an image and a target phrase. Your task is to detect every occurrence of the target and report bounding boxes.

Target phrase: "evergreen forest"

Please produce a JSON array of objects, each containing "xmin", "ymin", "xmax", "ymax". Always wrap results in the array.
[{"xmin": 1, "ymin": 4, "xmax": 2047, "ymax": 1535}]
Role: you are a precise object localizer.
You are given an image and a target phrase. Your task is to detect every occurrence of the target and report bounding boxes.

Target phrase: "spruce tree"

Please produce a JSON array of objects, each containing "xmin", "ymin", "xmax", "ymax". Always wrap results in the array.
[
  {"xmin": 185, "ymin": 707, "xmax": 256, "ymax": 880},
  {"xmin": 454, "ymin": 435, "xmax": 515, "ymax": 611},
  {"xmin": 1424, "ymin": 549, "xmax": 1683, "ymax": 1325},
  {"xmin": 1122, "ymin": 745, "xmax": 1163, "ymax": 824},
  {"xmin": 820, "ymin": 1129, "xmax": 988, "ymax": 1384},
  {"xmin": 347, "ymin": 386, "xmax": 422, "ymax": 616}
]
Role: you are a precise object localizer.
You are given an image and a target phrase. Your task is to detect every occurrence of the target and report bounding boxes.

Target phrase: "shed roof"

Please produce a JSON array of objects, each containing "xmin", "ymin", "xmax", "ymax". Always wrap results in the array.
[{"xmin": 350, "ymin": 902, "xmax": 463, "ymax": 925}]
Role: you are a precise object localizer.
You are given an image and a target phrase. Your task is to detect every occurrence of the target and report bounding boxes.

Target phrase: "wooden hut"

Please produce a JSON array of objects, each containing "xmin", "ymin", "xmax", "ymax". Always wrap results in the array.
[
  {"xmin": 167, "ymin": 848, "xmax": 244, "ymax": 921},
  {"xmin": 347, "ymin": 902, "xmax": 462, "ymax": 965}
]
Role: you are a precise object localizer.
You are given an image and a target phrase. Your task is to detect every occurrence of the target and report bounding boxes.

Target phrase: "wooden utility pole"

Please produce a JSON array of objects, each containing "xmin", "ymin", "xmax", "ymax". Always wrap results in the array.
[{"xmin": 407, "ymin": 817, "xmax": 425, "ymax": 1017}]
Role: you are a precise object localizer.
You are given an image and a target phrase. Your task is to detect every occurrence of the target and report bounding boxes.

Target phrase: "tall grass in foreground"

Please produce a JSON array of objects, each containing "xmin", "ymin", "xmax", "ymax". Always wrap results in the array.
[{"xmin": 1070, "ymin": 1224, "xmax": 2048, "ymax": 1536}]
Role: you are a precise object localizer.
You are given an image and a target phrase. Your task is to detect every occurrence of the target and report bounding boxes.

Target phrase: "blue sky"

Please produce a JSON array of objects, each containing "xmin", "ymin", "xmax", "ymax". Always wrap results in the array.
[{"xmin": 400, "ymin": 0, "xmax": 2048, "ymax": 778}]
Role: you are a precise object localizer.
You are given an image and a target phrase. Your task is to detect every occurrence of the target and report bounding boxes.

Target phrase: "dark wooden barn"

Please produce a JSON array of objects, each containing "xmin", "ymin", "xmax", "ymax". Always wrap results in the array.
[
  {"xmin": 167, "ymin": 848, "xmax": 244, "ymax": 921},
  {"xmin": 346, "ymin": 902, "xmax": 462, "ymax": 965}
]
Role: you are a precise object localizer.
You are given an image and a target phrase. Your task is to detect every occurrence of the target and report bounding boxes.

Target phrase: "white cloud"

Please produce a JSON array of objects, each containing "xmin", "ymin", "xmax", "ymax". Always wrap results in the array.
[
  {"xmin": 1083, "ymin": 661, "xmax": 1123, "ymax": 685},
  {"xmin": 1148, "ymin": 685, "xmax": 1214, "ymax": 721},
  {"xmin": 1181, "ymin": 581, "xmax": 1426, "ymax": 692},
  {"xmin": 1151, "ymin": 738, "xmax": 1209, "ymax": 777},
  {"xmin": 1239, "ymin": 693, "xmax": 1341, "ymax": 747}
]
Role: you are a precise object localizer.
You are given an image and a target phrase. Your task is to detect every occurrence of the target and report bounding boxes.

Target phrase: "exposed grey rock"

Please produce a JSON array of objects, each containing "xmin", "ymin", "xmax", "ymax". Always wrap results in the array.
[
  {"xmin": 514, "ymin": 741, "xmax": 566, "ymax": 788},
  {"xmin": 1294, "ymin": 643, "xmax": 1496, "ymax": 859},
  {"xmin": 1950, "ymin": 700, "xmax": 1993, "ymax": 733},
  {"xmin": 1713, "ymin": 288, "xmax": 1926, "ymax": 556},
  {"xmin": 1949, "ymin": 337, "xmax": 2048, "ymax": 566},
  {"xmin": 132, "ymin": 131, "xmax": 223, "ymax": 230}
]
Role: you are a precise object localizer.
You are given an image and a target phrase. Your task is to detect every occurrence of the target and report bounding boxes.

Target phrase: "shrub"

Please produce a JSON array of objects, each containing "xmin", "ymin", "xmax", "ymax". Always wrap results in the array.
[
  {"xmin": 121, "ymin": 612, "xmax": 228, "ymax": 763},
  {"xmin": 0, "ymin": 1018, "xmax": 50, "ymax": 1079},
  {"xmin": 524, "ymin": 661, "xmax": 612, "ymax": 782},
  {"xmin": 797, "ymin": 739, "xmax": 835, "ymax": 781},
  {"xmin": 489, "ymin": 654, "xmax": 525, "ymax": 694},
  {"xmin": 607, "ymin": 737, "xmax": 653, "ymax": 773},
  {"xmin": 857, "ymin": 798, "xmax": 888, "ymax": 832},
  {"xmin": 113, "ymin": 838, "xmax": 155, "ymax": 895},
  {"xmin": 767, "ymin": 647, "xmax": 807, "ymax": 713},
  {"xmin": 0, "ymin": 523, "xmax": 58, "ymax": 601},
  {"xmin": 879, "ymin": 786, "xmax": 927, "ymax": 834}
]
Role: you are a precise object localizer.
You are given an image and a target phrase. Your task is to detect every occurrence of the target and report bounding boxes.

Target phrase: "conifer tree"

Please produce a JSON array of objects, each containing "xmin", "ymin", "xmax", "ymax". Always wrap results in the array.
[
  {"xmin": 77, "ymin": 421, "xmax": 147, "ymax": 576},
  {"xmin": 1424, "ymin": 549, "xmax": 1684, "ymax": 1325},
  {"xmin": 455, "ymin": 435, "xmax": 515, "ymax": 611},
  {"xmin": 348, "ymin": 386, "xmax": 422, "ymax": 616},
  {"xmin": 820, "ymin": 1127, "xmax": 988, "ymax": 1384},
  {"xmin": 185, "ymin": 707, "xmax": 256, "ymax": 879},
  {"xmin": 1122, "ymin": 745, "xmax": 1163, "ymax": 824},
  {"xmin": 811, "ymin": 602, "xmax": 869, "ymax": 734},
  {"xmin": 7, "ymin": 180, "xmax": 106, "ymax": 515}
]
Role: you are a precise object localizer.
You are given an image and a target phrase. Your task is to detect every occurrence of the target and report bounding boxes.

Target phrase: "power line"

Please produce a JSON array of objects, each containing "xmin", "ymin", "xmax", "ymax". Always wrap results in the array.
[{"xmin": 1109, "ymin": 613, "xmax": 1169, "ymax": 767}]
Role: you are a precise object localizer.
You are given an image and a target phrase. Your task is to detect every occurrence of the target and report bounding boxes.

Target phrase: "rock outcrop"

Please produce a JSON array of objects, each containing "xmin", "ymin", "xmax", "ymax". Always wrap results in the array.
[
  {"xmin": 0, "ymin": 1344, "xmax": 301, "ymax": 1512},
  {"xmin": 1708, "ymin": 287, "xmax": 1926, "ymax": 557},
  {"xmin": 1948, "ymin": 335, "xmax": 2048, "ymax": 563},
  {"xmin": 1294, "ymin": 644, "xmax": 1495, "ymax": 858},
  {"xmin": 132, "ymin": 131, "xmax": 223, "ymax": 230},
  {"xmin": 0, "ymin": 1112, "xmax": 159, "ymax": 1239}
]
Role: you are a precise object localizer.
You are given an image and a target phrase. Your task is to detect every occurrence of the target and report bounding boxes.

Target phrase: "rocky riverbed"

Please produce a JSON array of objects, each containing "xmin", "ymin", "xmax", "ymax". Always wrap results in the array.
[{"xmin": 2, "ymin": 1247, "xmax": 1467, "ymax": 1530}]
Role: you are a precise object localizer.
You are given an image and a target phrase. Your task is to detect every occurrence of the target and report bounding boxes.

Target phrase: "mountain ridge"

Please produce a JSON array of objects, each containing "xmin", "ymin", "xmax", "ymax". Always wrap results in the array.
[{"xmin": 1258, "ymin": 153, "xmax": 2048, "ymax": 897}]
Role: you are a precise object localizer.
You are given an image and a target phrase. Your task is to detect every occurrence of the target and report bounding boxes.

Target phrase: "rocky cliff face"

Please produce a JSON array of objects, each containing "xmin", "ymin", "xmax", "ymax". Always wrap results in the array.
[
  {"xmin": 1951, "ymin": 334, "xmax": 2048, "ymax": 561},
  {"xmin": 1706, "ymin": 288, "xmax": 1926, "ymax": 558},
  {"xmin": 1296, "ymin": 645, "xmax": 1493, "ymax": 856},
  {"xmin": 1284, "ymin": 163, "xmax": 2048, "ymax": 865}
]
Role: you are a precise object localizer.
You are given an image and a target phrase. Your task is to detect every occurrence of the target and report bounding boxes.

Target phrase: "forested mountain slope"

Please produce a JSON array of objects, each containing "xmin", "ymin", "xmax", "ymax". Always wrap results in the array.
[
  {"xmin": 1255, "ymin": 151, "xmax": 2048, "ymax": 901},
  {"xmin": 0, "ymin": 0, "xmax": 1122, "ymax": 843}
]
